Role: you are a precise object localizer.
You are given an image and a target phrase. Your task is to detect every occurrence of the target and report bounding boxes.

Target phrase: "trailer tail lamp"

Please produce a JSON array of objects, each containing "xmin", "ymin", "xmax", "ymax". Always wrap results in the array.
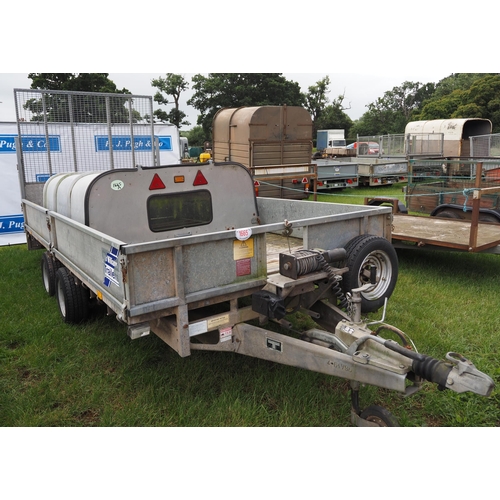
[
  {"xmin": 347, "ymin": 179, "xmax": 353, "ymax": 184},
  {"xmin": 193, "ymin": 170, "xmax": 208, "ymax": 186},
  {"xmin": 292, "ymin": 179, "xmax": 299, "ymax": 184},
  {"xmin": 149, "ymin": 173, "xmax": 166, "ymax": 190},
  {"xmin": 318, "ymin": 181, "xmax": 324, "ymax": 187},
  {"xmin": 254, "ymin": 180, "xmax": 260, "ymax": 196},
  {"xmin": 174, "ymin": 175, "xmax": 185, "ymax": 184}
]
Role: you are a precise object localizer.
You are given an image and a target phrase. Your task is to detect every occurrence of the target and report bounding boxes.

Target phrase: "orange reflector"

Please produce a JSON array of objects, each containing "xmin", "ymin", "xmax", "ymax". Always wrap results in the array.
[
  {"xmin": 149, "ymin": 173, "xmax": 166, "ymax": 190},
  {"xmin": 174, "ymin": 175, "xmax": 185, "ymax": 183},
  {"xmin": 193, "ymin": 170, "xmax": 208, "ymax": 186}
]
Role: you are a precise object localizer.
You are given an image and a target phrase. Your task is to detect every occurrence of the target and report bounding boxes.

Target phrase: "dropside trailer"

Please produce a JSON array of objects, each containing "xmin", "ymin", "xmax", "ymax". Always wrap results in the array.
[{"xmin": 21, "ymin": 161, "xmax": 494, "ymax": 426}]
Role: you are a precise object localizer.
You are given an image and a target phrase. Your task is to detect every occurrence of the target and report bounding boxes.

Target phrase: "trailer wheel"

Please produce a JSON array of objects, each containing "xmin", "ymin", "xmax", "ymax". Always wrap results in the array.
[
  {"xmin": 342, "ymin": 235, "xmax": 398, "ymax": 313},
  {"xmin": 434, "ymin": 210, "xmax": 461, "ymax": 219},
  {"xmin": 41, "ymin": 252, "xmax": 63, "ymax": 296},
  {"xmin": 55, "ymin": 267, "xmax": 89, "ymax": 324},
  {"xmin": 41, "ymin": 252, "xmax": 58, "ymax": 296},
  {"xmin": 359, "ymin": 405, "xmax": 399, "ymax": 427},
  {"xmin": 479, "ymin": 213, "xmax": 500, "ymax": 223}
]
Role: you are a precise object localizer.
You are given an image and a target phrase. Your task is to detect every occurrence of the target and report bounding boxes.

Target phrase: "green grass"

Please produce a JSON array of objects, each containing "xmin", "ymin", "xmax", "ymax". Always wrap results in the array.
[{"xmin": 1, "ymin": 184, "xmax": 499, "ymax": 427}]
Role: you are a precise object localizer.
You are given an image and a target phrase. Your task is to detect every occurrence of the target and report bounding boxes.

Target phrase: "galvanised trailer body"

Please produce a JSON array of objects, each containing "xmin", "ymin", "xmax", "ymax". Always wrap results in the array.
[{"xmin": 21, "ymin": 161, "xmax": 494, "ymax": 426}]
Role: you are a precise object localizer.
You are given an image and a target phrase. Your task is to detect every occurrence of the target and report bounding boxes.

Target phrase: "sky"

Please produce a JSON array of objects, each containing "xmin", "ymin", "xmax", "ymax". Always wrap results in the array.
[
  {"xmin": 1, "ymin": 1, "xmax": 494, "ymax": 130},
  {"xmin": 0, "ymin": 70, "xmax": 453, "ymax": 130}
]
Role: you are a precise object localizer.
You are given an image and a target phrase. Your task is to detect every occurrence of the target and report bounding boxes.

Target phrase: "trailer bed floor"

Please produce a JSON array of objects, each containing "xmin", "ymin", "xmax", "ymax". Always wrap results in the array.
[
  {"xmin": 266, "ymin": 233, "xmax": 303, "ymax": 273},
  {"xmin": 392, "ymin": 214, "xmax": 500, "ymax": 253}
]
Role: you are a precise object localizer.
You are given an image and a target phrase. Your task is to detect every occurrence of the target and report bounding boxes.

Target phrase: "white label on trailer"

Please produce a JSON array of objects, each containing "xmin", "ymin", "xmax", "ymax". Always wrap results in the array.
[
  {"xmin": 219, "ymin": 326, "xmax": 232, "ymax": 342},
  {"xmin": 111, "ymin": 180, "xmax": 125, "ymax": 191},
  {"xmin": 189, "ymin": 321, "xmax": 207, "ymax": 337},
  {"xmin": 235, "ymin": 228, "xmax": 252, "ymax": 241}
]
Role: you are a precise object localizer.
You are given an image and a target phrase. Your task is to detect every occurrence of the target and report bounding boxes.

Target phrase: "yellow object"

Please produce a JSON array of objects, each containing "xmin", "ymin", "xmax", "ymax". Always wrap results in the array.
[{"xmin": 200, "ymin": 152, "xmax": 211, "ymax": 163}]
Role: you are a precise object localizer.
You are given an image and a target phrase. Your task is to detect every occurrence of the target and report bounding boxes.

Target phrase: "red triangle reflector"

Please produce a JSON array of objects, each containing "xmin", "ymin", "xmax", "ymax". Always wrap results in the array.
[
  {"xmin": 193, "ymin": 170, "xmax": 208, "ymax": 186},
  {"xmin": 254, "ymin": 180, "xmax": 260, "ymax": 186},
  {"xmin": 302, "ymin": 177, "xmax": 308, "ymax": 184},
  {"xmin": 149, "ymin": 173, "xmax": 166, "ymax": 190}
]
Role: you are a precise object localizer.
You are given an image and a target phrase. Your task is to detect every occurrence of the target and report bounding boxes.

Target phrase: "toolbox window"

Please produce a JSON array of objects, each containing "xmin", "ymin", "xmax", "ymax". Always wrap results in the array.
[{"xmin": 147, "ymin": 190, "xmax": 213, "ymax": 232}]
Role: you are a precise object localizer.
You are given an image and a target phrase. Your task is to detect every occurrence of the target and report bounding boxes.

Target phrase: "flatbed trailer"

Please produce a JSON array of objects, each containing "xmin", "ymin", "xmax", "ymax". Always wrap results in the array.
[
  {"xmin": 20, "ymin": 161, "xmax": 494, "ymax": 426},
  {"xmin": 391, "ymin": 215, "xmax": 500, "ymax": 253}
]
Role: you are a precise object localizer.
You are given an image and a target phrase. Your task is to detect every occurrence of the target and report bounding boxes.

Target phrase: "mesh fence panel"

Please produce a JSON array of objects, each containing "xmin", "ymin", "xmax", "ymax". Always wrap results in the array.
[
  {"xmin": 14, "ymin": 89, "xmax": 156, "ymax": 182},
  {"xmin": 470, "ymin": 133, "xmax": 500, "ymax": 157}
]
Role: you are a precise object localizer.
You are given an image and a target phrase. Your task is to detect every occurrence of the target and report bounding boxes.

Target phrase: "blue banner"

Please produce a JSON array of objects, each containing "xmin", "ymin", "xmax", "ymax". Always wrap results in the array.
[
  {"xmin": 94, "ymin": 135, "xmax": 172, "ymax": 152},
  {"xmin": 0, "ymin": 214, "xmax": 24, "ymax": 234},
  {"xmin": 0, "ymin": 134, "xmax": 61, "ymax": 154}
]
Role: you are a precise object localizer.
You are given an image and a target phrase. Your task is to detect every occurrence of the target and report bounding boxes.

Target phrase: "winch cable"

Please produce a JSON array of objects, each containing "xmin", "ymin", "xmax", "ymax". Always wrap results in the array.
[{"xmin": 292, "ymin": 249, "xmax": 349, "ymax": 310}]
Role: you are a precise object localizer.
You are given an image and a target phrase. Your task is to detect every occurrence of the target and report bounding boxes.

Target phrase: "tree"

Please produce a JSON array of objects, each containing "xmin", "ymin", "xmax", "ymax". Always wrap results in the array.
[
  {"xmin": 304, "ymin": 76, "xmax": 331, "ymax": 125},
  {"xmin": 183, "ymin": 125, "xmax": 207, "ymax": 148},
  {"xmin": 315, "ymin": 104, "xmax": 354, "ymax": 137},
  {"xmin": 352, "ymin": 81, "xmax": 436, "ymax": 136},
  {"xmin": 303, "ymin": 75, "xmax": 353, "ymax": 136},
  {"xmin": 29, "ymin": 73, "xmax": 129, "ymax": 94},
  {"xmin": 188, "ymin": 73, "xmax": 304, "ymax": 135},
  {"xmin": 416, "ymin": 74, "xmax": 500, "ymax": 132},
  {"xmin": 151, "ymin": 73, "xmax": 190, "ymax": 128},
  {"xmin": 26, "ymin": 73, "xmax": 131, "ymax": 123}
]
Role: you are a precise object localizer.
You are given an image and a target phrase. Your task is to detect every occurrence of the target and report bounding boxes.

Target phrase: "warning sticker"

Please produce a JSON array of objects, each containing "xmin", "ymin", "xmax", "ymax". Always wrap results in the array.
[
  {"xmin": 233, "ymin": 237, "xmax": 254, "ymax": 260},
  {"xmin": 236, "ymin": 258, "xmax": 251, "ymax": 276},
  {"xmin": 220, "ymin": 326, "xmax": 232, "ymax": 343}
]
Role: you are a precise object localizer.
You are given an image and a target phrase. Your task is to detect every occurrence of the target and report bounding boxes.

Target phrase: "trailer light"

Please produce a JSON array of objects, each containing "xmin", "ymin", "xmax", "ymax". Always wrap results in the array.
[
  {"xmin": 318, "ymin": 181, "xmax": 324, "ymax": 187},
  {"xmin": 174, "ymin": 175, "xmax": 185, "ymax": 183},
  {"xmin": 347, "ymin": 179, "xmax": 353, "ymax": 184},
  {"xmin": 292, "ymin": 179, "xmax": 298, "ymax": 184},
  {"xmin": 149, "ymin": 173, "xmax": 166, "ymax": 190},
  {"xmin": 193, "ymin": 170, "xmax": 208, "ymax": 186},
  {"xmin": 254, "ymin": 180, "xmax": 260, "ymax": 196}
]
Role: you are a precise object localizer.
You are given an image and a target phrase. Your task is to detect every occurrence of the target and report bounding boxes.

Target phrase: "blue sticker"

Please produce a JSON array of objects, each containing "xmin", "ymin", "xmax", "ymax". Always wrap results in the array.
[{"xmin": 104, "ymin": 246, "xmax": 120, "ymax": 287}]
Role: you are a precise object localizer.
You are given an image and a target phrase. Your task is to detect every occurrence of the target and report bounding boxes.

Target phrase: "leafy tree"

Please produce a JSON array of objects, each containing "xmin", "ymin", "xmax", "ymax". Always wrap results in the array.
[
  {"xmin": 151, "ymin": 73, "xmax": 190, "ymax": 128},
  {"xmin": 304, "ymin": 75, "xmax": 353, "ymax": 136},
  {"xmin": 352, "ymin": 81, "xmax": 436, "ymax": 136},
  {"xmin": 188, "ymin": 73, "xmax": 304, "ymax": 135},
  {"xmin": 183, "ymin": 125, "xmax": 207, "ymax": 148},
  {"xmin": 416, "ymin": 74, "xmax": 500, "ymax": 132},
  {"xmin": 304, "ymin": 76, "xmax": 331, "ymax": 125},
  {"xmin": 315, "ymin": 104, "xmax": 353, "ymax": 136},
  {"xmin": 26, "ymin": 73, "xmax": 131, "ymax": 123}
]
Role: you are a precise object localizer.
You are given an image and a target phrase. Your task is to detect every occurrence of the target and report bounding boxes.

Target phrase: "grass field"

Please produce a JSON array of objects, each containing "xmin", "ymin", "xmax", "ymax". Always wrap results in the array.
[{"xmin": 1, "ymin": 183, "xmax": 499, "ymax": 427}]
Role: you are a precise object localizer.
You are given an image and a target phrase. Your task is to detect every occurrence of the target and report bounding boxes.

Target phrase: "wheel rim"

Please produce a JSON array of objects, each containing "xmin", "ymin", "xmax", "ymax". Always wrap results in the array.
[
  {"xmin": 57, "ymin": 278, "xmax": 67, "ymax": 317},
  {"xmin": 357, "ymin": 249, "xmax": 392, "ymax": 301},
  {"xmin": 364, "ymin": 415, "xmax": 389, "ymax": 426},
  {"xmin": 42, "ymin": 263, "xmax": 51, "ymax": 292}
]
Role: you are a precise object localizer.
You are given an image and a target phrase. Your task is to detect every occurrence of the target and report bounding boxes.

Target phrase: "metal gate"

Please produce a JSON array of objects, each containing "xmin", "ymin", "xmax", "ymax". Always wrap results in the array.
[
  {"xmin": 14, "ymin": 88, "xmax": 157, "ymax": 204},
  {"xmin": 470, "ymin": 133, "xmax": 500, "ymax": 157}
]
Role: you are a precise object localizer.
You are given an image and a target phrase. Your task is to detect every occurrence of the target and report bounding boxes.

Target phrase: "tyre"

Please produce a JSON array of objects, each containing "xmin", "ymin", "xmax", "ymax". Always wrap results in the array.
[
  {"xmin": 479, "ymin": 213, "xmax": 500, "ymax": 223},
  {"xmin": 359, "ymin": 405, "xmax": 399, "ymax": 427},
  {"xmin": 434, "ymin": 210, "xmax": 461, "ymax": 219},
  {"xmin": 358, "ymin": 143, "xmax": 369, "ymax": 155},
  {"xmin": 55, "ymin": 267, "xmax": 89, "ymax": 324},
  {"xmin": 41, "ymin": 252, "xmax": 57, "ymax": 296},
  {"xmin": 342, "ymin": 234, "xmax": 398, "ymax": 313}
]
